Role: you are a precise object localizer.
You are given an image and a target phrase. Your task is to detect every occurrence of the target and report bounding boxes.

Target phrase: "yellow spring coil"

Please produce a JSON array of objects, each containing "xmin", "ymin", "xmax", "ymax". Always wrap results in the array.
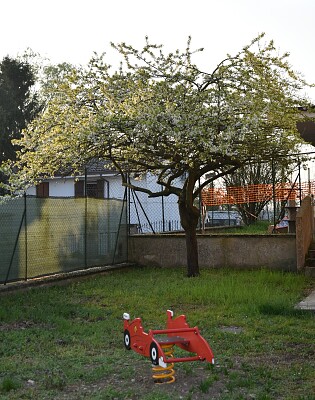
[{"xmin": 152, "ymin": 344, "xmax": 175, "ymax": 384}]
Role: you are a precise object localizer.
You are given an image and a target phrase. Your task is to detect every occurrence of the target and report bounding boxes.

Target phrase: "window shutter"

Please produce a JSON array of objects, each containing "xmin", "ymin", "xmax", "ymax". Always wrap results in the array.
[
  {"xmin": 96, "ymin": 179, "xmax": 104, "ymax": 198},
  {"xmin": 75, "ymin": 180, "xmax": 85, "ymax": 197},
  {"xmin": 36, "ymin": 182, "xmax": 49, "ymax": 198}
]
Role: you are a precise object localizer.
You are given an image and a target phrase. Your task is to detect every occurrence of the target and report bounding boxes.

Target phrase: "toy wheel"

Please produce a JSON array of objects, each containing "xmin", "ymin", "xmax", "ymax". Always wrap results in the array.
[
  {"xmin": 124, "ymin": 329, "xmax": 131, "ymax": 350},
  {"xmin": 150, "ymin": 342, "xmax": 159, "ymax": 365}
]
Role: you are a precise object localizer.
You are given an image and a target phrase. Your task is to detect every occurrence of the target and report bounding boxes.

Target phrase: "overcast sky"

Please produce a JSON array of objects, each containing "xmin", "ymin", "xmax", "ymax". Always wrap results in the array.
[{"xmin": 1, "ymin": 0, "xmax": 315, "ymax": 99}]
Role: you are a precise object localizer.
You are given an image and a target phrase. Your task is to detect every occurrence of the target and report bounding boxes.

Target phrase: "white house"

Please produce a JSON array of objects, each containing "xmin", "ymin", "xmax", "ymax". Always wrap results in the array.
[{"xmin": 26, "ymin": 161, "xmax": 181, "ymax": 233}]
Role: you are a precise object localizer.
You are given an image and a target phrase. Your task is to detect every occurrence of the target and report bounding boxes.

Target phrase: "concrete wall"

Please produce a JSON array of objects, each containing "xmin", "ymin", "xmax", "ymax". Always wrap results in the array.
[{"xmin": 128, "ymin": 234, "xmax": 297, "ymax": 271}]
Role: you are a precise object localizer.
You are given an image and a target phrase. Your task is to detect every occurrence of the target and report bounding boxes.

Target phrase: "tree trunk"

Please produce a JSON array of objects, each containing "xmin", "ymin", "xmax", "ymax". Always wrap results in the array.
[{"xmin": 178, "ymin": 200, "xmax": 200, "ymax": 277}]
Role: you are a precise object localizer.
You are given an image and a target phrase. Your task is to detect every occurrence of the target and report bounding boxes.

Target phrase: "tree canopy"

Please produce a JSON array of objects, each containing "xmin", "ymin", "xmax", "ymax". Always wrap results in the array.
[
  {"xmin": 0, "ymin": 56, "xmax": 41, "ymax": 194},
  {"xmin": 6, "ymin": 34, "xmax": 312, "ymax": 276},
  {"xmin": 0, "ymin": 56, "xmax": 40, "ymax": 161}
]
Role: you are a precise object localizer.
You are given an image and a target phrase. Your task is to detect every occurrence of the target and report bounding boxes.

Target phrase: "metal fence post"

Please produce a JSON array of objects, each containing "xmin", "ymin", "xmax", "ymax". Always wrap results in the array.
[
  {"xmin": 298, "ymin": 159, "xmax": 302, "ymax": 204},
  {"xmin": 198, "ymin": 178, "xmax": 202, "ymax": 230},
  {"xmin": 132, "ymin": 189, "xmax": 156, "ymax": 234},
  {"xmin": 84, "ymin": 167, "xmax": 88, "ymax": 268},
  {"xmin": 112, "ymin": 187, "xmax": 127, "ymax": 264},
  {"xmin": 128, "ymin": 178, "xmax": 131, "ymax": 236},
  {"xmin": 272, "ymin": 157, "xmax": 277, "ymax": 232},
  {"xmin": 161, "ymin": 189, "xmax": 165, "ymax": 232},
  {"xmin": 24, "ymin": 192, "xmax": 28, "ymax": 281},
  {"xmin": 4, "ymin": 202, "xmax": 26, "ymax": 285}
]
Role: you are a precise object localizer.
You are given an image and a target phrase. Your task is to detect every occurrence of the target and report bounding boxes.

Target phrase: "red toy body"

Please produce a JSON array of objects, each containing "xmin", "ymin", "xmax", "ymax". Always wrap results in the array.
[{"xmin": 123, "ymin": 310, "xmax": 214, "ymax": 368}]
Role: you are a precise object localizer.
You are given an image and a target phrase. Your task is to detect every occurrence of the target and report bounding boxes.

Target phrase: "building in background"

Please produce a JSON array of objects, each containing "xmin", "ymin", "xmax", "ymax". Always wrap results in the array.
[{"xmin": 26, "ymin": 160, "xmax": 181, "ymax": 233}]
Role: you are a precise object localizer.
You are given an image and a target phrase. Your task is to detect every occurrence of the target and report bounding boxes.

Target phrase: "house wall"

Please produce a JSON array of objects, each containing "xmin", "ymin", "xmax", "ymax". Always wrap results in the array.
[
  {"xmin": 26, "ymin": 186, "xmax": 36, "ymax": 196},
  {"xmin": 26, "ymin": 178, "xmax": 75, "ymax": 197},
  {"xmin": 128, "ymin": 234, "xmax": 297, "ymax": 271},
  {"xmin": 49, "ymin": 179, "xmax": 75, "ymax": 196}
]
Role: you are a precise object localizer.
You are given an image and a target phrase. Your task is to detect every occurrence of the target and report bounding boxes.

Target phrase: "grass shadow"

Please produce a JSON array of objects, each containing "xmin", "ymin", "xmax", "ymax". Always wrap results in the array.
[{"xmin": 258, "ymin": 302, "xmax": 313, "ymax": 317}]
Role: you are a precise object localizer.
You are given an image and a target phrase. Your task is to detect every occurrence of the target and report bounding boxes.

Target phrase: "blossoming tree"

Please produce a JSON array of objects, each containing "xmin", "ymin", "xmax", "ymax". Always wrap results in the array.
[{"xmin": 8, "ymin": 34, "xmax": 311, "ymax": 276}]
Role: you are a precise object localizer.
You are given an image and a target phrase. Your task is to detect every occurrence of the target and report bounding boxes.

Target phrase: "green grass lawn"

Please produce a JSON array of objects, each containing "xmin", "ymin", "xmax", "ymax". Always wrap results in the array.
[
  {"xmin": 0, "ymin": 267, "xmax": 314, "ymax": 399},
  {"xmin": 208, "ymin": 220, "xmax": 272, "ymax": 234}
]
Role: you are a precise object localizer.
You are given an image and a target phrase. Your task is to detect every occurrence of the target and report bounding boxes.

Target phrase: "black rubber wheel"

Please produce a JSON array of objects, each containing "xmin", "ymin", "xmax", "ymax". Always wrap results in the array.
[
  {"xmin": 150, "ymin": 342, "xmax": 159, "ymax": 365},
  {"xmin": 124, "ymin": 329, "xmax": 131, "ymax": 350}
]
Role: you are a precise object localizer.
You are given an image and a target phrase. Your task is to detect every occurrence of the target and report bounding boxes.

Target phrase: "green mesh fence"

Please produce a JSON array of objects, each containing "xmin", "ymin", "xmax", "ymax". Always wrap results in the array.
[{"xmin": 0, "ymin": 196, "xmax": 127, "ymax": 284}]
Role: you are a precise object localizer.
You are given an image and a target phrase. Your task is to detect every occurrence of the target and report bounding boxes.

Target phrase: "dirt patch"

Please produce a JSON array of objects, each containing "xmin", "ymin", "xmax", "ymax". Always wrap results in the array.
[
  {"xmin": 53, "ymin": 347, "xmax": 314, "ymax": 400},
  {"xmin": 58, "ymin": 362, "xmax": 218, "ymax": 400},
  {"xmin": 219, "ymin": 325, "xmax": 244, "ymax": 334},
  {"xmin": 0, "ymin": 320, "xmax": 53, "ymax": 331}
]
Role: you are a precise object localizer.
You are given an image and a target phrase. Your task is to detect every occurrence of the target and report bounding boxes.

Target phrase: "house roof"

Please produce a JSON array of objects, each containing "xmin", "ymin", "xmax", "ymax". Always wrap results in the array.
[
  {"xmin": 83, "ymin": 159, "xmax": 115, "ymax": 175},
  {"xmin": 297, "ymin": 120, "xmax": 315, "ymax": 146},
  {"xmin": 53, "ymin": 159, "xmax": 117, "ymax": 178},
  {"xmin": 297, "ymin": 107, "xmax": 315, "ymax": 147}
]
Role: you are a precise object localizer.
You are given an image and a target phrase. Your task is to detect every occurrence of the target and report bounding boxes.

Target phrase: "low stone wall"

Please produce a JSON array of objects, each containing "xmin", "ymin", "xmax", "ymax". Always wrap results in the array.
[{"xmin": 128, "ymin": 234, "xmax": 297, "ymax": 271}]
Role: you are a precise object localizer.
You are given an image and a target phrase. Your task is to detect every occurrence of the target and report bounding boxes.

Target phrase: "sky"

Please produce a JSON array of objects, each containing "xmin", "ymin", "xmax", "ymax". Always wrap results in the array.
[{"xmin": 1, "ymin": 0, "xmax": 315, "ymax": 99}]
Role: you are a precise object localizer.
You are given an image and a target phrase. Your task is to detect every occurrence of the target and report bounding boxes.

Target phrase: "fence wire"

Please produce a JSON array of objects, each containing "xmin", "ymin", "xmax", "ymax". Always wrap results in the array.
[
  {"xmin": 127, "ymin": 161, "xmax": 313, "ymax": 232},
  {"xmin": 2, "ymin": 154, "xmax": 314, "ymax": 284},
  {"xmin": 0, "ymin": 195, "xmax": 127, "ymax": 284}
]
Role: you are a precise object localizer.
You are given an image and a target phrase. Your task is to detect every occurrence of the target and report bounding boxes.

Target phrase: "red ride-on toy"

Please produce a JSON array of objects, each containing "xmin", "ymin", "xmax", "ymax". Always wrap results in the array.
[{"xmin": 123, "ymin": 310, "xmax": 214, "ymax": 383}]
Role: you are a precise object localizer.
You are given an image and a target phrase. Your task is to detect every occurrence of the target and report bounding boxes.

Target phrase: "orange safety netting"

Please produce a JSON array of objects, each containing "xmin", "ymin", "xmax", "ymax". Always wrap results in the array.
[{"xmin": 201, "ymin": 181, "xmax": 315, "ymax": 207}]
